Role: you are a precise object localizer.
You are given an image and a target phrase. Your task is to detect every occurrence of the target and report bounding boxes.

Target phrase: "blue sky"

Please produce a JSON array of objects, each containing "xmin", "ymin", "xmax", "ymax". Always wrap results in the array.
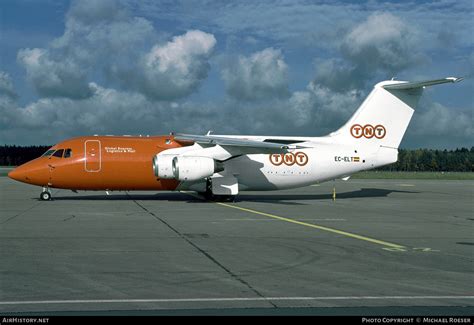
[{"xmin": 0, "ymin": 0, "xmax": 472, "ymax": 148}]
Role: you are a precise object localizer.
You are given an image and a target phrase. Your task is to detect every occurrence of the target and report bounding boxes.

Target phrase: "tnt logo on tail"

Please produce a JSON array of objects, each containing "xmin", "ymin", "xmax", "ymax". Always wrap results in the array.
[{"xmin": 350, "ymin": 124, "xmax": 386, "ymax": 139}]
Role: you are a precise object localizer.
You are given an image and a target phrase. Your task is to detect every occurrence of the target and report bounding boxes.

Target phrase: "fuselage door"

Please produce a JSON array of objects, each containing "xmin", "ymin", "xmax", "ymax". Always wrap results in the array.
[
  {"xmin": 47, "ymin": 149, "xmax": 64, "ymax": 186},
  {"xmin": 85, "ymin": 140, "xmax": 101, "ymax": 172}
]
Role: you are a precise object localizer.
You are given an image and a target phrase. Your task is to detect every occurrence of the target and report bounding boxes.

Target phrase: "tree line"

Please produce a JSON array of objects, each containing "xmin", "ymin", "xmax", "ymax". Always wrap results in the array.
[
  {"xmin": 378, "ymin": 147, "xmax": 473, "ymax": 172},
  {"xmin": 1, "ymin": 145, "xmax": 473, "ymax": 172},
  {"xmin": 0, "ymin": 145, "xmax": 51, "ymax": 167}
]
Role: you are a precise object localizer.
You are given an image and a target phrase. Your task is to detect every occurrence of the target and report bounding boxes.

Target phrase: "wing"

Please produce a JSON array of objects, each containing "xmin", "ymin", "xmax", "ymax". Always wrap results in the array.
[
  {"xmin": 172, "ymin": 133, "xmax": 309, "ymax": 161},
  {"xmin": 174, "ymin": 133, "xmax": 306, "ymax": 150}
]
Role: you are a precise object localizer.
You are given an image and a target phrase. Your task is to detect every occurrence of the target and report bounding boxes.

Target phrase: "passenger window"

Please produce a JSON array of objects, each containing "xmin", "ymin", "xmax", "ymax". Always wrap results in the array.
[
  {"xmin": 52, "ymin": 149, "xmax": 64, "ymax": 158},
  {"xmin": 64, "ymin": 149, "xmax": 72, "ymax": 158}
]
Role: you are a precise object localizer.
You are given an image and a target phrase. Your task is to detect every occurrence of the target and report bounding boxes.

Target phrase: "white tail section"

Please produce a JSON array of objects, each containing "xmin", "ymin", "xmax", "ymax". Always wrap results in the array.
[{"xmin": 329, "ymin": 77, "xmax": 463, "ymax": 149}]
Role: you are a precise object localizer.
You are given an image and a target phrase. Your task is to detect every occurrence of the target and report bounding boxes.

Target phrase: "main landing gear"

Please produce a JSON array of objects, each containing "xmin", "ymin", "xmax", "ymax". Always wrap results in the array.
[
  {"xmin": 204, "ymin": 192, "xmax": 236, "ymax": 202},
  {"xmin": 202, "ymin": 179, "xmax": 236, "ymax": 202},
  {"xmin": 40, "ymin": 187, "xmax": 52, "ymax": 201}
]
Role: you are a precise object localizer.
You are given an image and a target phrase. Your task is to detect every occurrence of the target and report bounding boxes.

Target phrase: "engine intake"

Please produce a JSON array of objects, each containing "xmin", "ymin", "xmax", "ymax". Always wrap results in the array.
[{"xmin": 152, "ymin": 154, "xmax": 176, "ymax": 179}]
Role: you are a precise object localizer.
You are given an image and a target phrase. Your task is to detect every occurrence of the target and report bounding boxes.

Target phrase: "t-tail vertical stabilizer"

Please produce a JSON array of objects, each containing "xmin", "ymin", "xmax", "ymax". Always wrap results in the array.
[
  {"xmin": 329, "ymin": 77, "xmax": 463, "ymax": 149},
  {"xmin": 328, "ymin": 77, "xmax": 463, "ymax": 169}
]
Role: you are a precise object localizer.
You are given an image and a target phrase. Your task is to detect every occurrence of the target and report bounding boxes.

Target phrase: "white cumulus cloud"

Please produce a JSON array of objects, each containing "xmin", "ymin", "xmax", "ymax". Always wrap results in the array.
[
  {"xmin": 136, "ymin": 30, "xmax": 217, "ymax": 100},
  {"xmin": 0, "ymin": 71, "xmax": 17, "ymax": 99},
  {"xmin": 17, "ymin": 48, "xmax": 93, "ymax": 99},
  {"xmin": 17, "ymin": 0, "xmax": 155, "ymax": 100},
  {"xmin": 221, "ymin": 48, "xmax": 289, "ymax": 101},
  {"xmin": 342, "ymin": 12, "xmax": 424, "ymax": 72}
]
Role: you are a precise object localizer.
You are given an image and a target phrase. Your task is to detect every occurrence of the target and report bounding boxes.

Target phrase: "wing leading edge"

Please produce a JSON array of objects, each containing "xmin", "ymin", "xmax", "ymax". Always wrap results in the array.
[{"xmin": 173, "ymin": 133, "xmax": 307, "ymax": 151}]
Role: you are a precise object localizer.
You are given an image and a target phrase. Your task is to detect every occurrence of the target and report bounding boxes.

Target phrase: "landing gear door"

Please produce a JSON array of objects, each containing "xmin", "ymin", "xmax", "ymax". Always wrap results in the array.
[
  {"xmin": 85, "ymin": 140, "xmax": 101, "ymax": 172},
  {"xmin": 211, "ymin": 175, "xmax": 238, "ymax": 195}
]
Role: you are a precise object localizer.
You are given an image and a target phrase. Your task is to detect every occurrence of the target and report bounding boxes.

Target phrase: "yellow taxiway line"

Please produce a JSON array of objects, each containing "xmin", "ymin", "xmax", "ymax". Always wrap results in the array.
[{"xmin": 182, "ymin": 192, "xmax": 406, "ymax": 250}]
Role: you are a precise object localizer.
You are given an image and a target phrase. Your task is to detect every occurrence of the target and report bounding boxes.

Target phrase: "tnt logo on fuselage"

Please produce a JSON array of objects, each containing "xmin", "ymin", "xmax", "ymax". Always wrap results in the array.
[
  {"xmin": 350, "ymin": 124, "xmax": 386, "ymax": 139},
  {"xmin": 269, "ymin": 152, "xmax": 308, "ymax": 166}
]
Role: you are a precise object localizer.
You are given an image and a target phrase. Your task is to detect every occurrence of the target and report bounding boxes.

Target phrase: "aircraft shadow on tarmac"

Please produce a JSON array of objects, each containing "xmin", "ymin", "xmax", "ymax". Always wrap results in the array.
[
  {"xmin": 236, "ymin": 188, "xmax": 419, "ymax": 205},
  {"xmin": 45, "ymin": 188, "xmax": 419, "ymax": 204}
]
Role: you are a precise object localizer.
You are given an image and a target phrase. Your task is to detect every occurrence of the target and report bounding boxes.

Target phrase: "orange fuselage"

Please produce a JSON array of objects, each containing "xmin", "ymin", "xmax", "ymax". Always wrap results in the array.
[{"xmin": 8, "ymin": 136, "xmax": 184, "ymax": 191}]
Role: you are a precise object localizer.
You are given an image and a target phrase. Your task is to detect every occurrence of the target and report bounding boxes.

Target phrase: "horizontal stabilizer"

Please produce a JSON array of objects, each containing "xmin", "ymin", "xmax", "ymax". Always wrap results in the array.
[{"xmin": 383, "ymin": 77, "xmax": 463, "ymax": 90}]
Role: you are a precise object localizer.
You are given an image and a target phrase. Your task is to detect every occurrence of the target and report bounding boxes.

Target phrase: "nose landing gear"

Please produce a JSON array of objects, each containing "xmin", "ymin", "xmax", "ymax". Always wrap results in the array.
[{"xmin": 40, "ymin": 187, "xmax": 52, "ymax": 201}]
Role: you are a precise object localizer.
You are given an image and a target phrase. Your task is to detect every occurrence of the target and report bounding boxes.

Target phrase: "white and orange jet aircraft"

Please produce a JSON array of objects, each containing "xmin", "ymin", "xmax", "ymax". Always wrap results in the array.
[{"xmin": 8, "ymin": 77, "xmax": 462, "ymax": 201}]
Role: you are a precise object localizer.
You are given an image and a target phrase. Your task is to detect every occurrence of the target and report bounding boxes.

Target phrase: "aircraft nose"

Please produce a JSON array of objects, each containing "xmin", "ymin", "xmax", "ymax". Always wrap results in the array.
[
  {"xmin": 8, "ymin": 161, "xmax": 49, "ymax": 186},
  {"xmin": 8, "ymin": 166, "xmax": 27, "ymax": 182}
]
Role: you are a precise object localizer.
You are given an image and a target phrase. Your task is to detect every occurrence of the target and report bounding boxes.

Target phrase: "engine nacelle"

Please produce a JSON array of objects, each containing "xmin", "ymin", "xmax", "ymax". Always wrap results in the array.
[
  {"xmin": 172, "ymin": 156, "xmax": 224, "ymax": 181},
  {"xmin": 152, "ymin": 154, "xmax": 176, "ymax": 179}
]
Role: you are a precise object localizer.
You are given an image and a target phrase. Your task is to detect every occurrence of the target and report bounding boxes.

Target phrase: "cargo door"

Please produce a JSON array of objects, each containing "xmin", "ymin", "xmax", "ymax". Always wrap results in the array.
[{"xmin": 84, "ymin": 140, "xmax": 101, "ymax": 172}]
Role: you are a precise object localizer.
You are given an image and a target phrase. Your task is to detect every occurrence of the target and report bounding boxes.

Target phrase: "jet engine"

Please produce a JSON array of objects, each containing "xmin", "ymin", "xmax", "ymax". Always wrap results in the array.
[
  {"xmin": 172, "ymin": 156, "xmax": 224, "ymax": 181},
  {"xmin": 152, "ymin": 154, "xmax": 176, "ymax": 179}
]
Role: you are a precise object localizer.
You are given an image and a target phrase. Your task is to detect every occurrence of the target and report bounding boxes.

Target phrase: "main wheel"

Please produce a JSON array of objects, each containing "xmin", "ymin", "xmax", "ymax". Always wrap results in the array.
[
  {"xmin": 211, "ymin": 195, "xmax": 236, "ymax": 202},
  {"xmin": 203, "ymin": 178, "xmax": 214, "ymax": 200},
  {"xmin": 40, "ymin": 191, "xmax": 52, "ymax": 201}
]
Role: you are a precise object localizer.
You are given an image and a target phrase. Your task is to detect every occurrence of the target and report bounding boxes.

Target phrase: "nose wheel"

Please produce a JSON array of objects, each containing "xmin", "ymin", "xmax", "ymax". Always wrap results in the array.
[{"xmin": 40, "ymin": 188, "xmax": 52, "ymax": 201}]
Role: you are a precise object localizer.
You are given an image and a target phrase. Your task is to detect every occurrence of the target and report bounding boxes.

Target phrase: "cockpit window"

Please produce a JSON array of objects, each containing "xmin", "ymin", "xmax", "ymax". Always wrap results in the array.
[
  {"xmin": 42, "ymin": 149, "xmax": 56, "ymax": 157},
  {"xmin": 64, "ymin": 148, "xmax": 72, "ymax": 158},
  {"xmin": 52, "ymin": 149, "xmax": 64, "ymax": 158}
]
